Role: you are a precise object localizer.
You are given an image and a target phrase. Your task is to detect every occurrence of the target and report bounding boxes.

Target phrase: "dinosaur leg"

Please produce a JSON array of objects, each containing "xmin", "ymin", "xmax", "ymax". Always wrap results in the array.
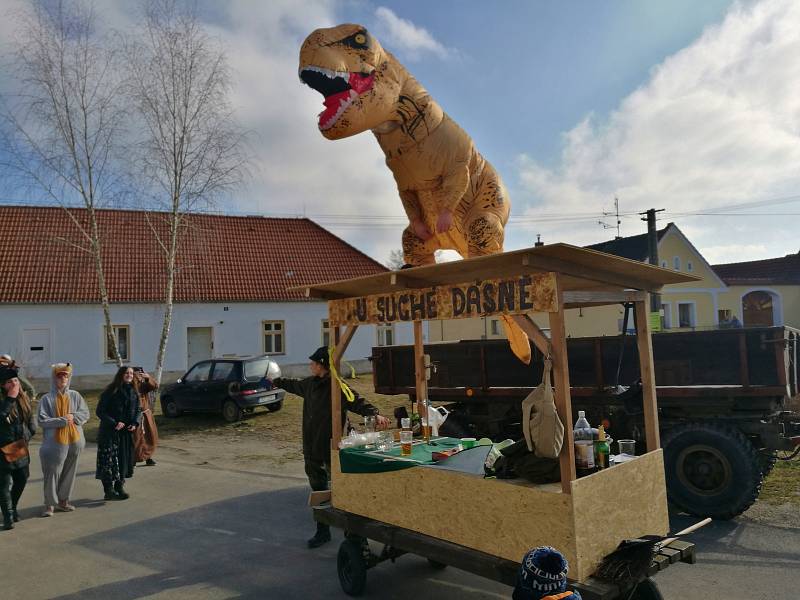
[
  {"xmin": 402, "ymin": 225, "xmax": 437, "ymax": 267},
  {"xmin": 465, "ymin": 212, "xmax": 505, "ymax": 257}
]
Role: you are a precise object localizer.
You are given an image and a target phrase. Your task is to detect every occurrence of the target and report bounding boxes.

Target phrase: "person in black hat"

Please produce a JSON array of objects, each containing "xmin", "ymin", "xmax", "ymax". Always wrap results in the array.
[
  {"xmin": 272, "ymin": 346, "xmax": 389, "ymax": 548},
  {"xmin": 0, "ymin": 363, "xmax": 37, "ymax": 530},
  {"xmin": 513, "ymin": 546, "xmax": 582, "ymax": 600}
]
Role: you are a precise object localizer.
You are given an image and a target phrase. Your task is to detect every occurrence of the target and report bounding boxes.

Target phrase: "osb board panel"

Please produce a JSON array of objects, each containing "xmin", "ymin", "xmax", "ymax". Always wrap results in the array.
[
  {"xmin": 331, "ymin": 454, "xmax": 576, "ymax": 565},
  {"xmin": 570, "ymin": 450, "xmax": 669, "ymax": 581},
  {"xmin": 327, "ymin": 273, "xmax": 557, "ymax": 326}
]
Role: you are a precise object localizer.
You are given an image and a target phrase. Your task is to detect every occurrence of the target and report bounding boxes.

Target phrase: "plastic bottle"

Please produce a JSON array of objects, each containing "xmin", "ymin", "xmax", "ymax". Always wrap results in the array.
[
  {"xmin": 573, "ymin": 411, "xmax": 595, "ymax": 470},
  {"xmin": 594, "ymin": 425, "xmax": 610, "ymax": 470}
]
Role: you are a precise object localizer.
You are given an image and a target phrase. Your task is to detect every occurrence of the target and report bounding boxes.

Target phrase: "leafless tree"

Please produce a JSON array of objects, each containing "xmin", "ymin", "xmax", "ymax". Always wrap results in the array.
[
  {"xmin": 0, "ymin": 0, "xmax": 126, "ymax": 365},
  {"xmin": 386, "ymin": 249, "xmax": 405, "ymax": 270},
  {"xmin": 126, "ymin": 0, "xmax": 247, "ymax": 383}
]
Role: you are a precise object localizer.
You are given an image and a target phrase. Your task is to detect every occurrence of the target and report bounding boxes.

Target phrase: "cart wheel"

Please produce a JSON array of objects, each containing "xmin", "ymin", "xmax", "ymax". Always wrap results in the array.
[
  {"xmin": 427, "ymin": 558, "xmax": 448, "ymax": 570},
  {"xmin": 627, "ymin": 578, "xmax": 664, "ymax": 600},
  {"xmin": 338, "ymin": 539, "xmax": 368, "ymax": 596}
]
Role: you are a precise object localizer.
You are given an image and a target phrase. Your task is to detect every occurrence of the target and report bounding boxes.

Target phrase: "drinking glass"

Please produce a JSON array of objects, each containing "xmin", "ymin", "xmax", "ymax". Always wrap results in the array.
[
  {"xmin": 617, "ymin": 439, "xmax": 636, "ymax": 456},
  {"xmin": 400, "ymin": 430, "xmax": 413, "ymax": 456}
]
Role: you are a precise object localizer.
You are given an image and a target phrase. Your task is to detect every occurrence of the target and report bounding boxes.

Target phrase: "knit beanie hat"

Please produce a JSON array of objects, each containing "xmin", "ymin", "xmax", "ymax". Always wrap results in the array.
[{"xmin": 512, "ymin": 546, "xmax": 570, "ymax": 600}]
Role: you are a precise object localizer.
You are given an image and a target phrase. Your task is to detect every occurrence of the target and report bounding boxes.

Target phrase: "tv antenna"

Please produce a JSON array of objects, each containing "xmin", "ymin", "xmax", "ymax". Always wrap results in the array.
[{"xmin": 599, "ymin": 196, "xmax": 622, "ymax": 239}]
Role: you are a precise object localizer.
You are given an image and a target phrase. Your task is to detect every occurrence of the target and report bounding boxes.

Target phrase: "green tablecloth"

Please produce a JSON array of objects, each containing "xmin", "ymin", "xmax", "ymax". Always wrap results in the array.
[{"xmin": 339, "ymin": 437, "xmax": 463, "ymax": 474}]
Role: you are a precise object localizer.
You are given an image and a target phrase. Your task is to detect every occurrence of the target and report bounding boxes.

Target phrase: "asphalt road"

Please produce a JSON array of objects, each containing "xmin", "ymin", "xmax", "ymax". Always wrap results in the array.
[{"xmin": 4, "ymin": 444, "xmax": 798, "ymax": 599}]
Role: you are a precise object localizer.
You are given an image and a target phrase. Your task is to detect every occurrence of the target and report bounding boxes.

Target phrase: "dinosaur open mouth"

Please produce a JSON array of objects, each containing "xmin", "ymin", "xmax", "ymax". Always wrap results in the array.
[{"xmin": 299, "ymin": 67, "xmax": 376, "ymax": 130}]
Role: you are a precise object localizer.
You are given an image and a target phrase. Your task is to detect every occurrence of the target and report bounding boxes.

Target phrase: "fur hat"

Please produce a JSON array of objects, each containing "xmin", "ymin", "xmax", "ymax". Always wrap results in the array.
[
  {"xmin": 0, "ymin": 364, "xmax": 19, "ymax": 385},
  {"xmin": 52, "ymin": 363, "xmax": 73, "ymax": 377},
  {"xmin": 308, "ymin": 346, "xmax": 330, "ymax": 368},
  {"xmin": 512, "ymin": 546, "xmax": 571, "ymax": 600}
]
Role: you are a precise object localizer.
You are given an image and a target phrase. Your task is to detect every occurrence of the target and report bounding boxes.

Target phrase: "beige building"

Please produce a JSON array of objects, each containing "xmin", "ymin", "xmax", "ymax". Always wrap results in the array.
[{"xmin": 429, "ymin": 223, "xmax": 799, "ymax": 342}]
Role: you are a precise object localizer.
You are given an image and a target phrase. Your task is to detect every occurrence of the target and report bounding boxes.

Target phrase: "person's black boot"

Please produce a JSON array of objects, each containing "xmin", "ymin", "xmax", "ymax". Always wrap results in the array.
[
  {"xmin": 114, "ymin": 481, "xmax": 129, "ymax": 500},
  {"xmin": 307, "ymin": 522, "xmax": 331, "ymax": 549},
  {"xmin": 10, "ymin": 506, "xmax": 20, "ymax": 523},
  {"xmin": 1, "ymin": 496, "xmax": 13, "ymax": 530},
  {"xmin": 146, "ymin": 458, "xmax": 156, "ymax": 466},
  {"xmin": 103, "ymin": 482, "xmax": 119, "ymax": 501}
]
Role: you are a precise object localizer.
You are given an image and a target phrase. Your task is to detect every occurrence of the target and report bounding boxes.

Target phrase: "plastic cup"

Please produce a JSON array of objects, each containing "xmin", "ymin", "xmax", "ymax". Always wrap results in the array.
[
  {"xmin": 460, "ymin": 437, "xmax": 476, "ymax": 449},
  {"xmin": 401, "ymin": 417, "xmax": 411, "ymax": 429},
  {"xmin": 617, "ymin": 439, "xmax": 636, "ymax": 456},
  {"xmin": 377, "ymin": 430, "xmax": 393, "ymax": 452},
  {"xmin": 400, "ymin": 430, "xmax": 413, "ymax": 456}
]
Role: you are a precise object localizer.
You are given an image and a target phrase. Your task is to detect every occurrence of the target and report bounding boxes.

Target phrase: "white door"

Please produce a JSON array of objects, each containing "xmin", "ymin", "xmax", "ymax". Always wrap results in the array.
[
  {"xmin": 21, "ymin": 328, "xmax": 51, "ymax": 379},
  {"xmin": 187, "ymin": 327, "xmax": 213, "ymax": 368}
]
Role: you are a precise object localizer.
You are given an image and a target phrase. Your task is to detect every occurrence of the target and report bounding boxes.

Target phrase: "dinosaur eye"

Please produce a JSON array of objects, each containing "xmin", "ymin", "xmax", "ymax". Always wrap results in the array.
[
  {"xmin": 354, "ymin": 33, "xmax": 366, "ymax": 45},
  {"xmin": 340, "ymin": 31, "xmax": 369, "ymax": 49}
]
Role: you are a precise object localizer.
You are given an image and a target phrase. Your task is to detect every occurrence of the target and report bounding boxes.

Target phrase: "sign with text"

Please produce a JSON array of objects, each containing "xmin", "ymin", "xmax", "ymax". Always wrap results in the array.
[{"xmin": 328, "ymin": 273, "xmax": 558, "ymax": 326}]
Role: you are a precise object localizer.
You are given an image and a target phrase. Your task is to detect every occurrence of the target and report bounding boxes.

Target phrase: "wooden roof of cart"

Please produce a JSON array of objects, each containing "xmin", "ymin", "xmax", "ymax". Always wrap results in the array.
[{"xmin": 294, "ymin": 242, "xmax": 699, "ymax": 301}]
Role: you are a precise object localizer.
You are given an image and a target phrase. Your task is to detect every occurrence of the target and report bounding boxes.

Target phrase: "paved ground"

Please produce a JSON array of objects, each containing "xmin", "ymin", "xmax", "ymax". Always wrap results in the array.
[{"xmin": 4, "ymin": 443, "xmax": 799, "ymax": 599}]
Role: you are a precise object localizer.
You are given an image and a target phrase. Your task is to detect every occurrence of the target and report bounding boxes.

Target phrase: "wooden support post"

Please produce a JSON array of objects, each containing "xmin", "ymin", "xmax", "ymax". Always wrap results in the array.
[
  {"xmin": 634, "ymin": 299, "xmax": 661, "ymax": 451},
  {"xmin": 548, "ymin": 281, "xmax": 576, "ymax": 493},
  {"xmin": 413, "ymin": 320, "xmax": 428, "ymax": 422},
  {"xmin": 330, "ymin": 322, "xmax": 359, "ymax": 450}
]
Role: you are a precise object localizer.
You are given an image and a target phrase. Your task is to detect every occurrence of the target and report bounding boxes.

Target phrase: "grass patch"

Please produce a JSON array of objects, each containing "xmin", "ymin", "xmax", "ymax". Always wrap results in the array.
[{"xmin": 759, "ymin": 459, "xmax": 800, "ymax": 506}]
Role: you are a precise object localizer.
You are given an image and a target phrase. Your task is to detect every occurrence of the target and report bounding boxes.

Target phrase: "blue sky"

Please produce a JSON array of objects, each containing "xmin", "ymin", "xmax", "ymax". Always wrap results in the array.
[{"xmin": 3, "ymin": 0, "xmax": 799, "ymax": 267}]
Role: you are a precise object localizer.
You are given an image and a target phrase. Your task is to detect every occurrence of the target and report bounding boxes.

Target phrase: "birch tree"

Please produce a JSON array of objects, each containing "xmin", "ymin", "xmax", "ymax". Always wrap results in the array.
[
  {"xmin": 0, "ymin": 0, "xmax": 126, "ymax": 364},
  {"xmin": 126, "ymin": 0, "xmax": 247, "ymax": 383}
]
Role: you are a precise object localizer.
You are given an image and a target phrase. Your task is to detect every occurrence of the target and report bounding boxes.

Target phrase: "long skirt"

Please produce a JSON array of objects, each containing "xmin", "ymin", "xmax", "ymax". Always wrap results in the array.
[
  {"xmin": 134, "ymin": 409, "xmax": 159, "ymax": 462},
  {"xmin": 95, "ymin": 431, "xmax": 135, "ymax": 484}
]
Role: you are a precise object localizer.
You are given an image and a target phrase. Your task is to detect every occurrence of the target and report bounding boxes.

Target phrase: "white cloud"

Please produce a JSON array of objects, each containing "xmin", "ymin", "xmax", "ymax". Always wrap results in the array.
[
  {"xmin": 372, "ymin": 6, "xmax": 453, "ymax": 61},
  {"xmin": 514, "ymin": 0, "xmax": 800, "ymax": 262}
]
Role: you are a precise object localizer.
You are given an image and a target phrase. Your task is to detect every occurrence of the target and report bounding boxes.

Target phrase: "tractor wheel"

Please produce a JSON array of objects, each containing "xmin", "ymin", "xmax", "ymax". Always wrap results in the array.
[{"xmin": 663, "ymin": 422, "xmax": 762, "ymax": 520}]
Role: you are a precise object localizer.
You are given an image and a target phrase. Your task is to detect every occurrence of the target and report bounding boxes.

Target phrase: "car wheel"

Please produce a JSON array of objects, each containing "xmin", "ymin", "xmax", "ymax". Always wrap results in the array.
[
  {"xmin": 266, "ymin": 400, "xmax": 283, "ymax": 412},
  {"xmin": 162, "ymin": 397, "xmax": 181, "ymax": 418},
  {"xmin": 222, "ymin": 400, "xmax": 242, "ymax": 423}
]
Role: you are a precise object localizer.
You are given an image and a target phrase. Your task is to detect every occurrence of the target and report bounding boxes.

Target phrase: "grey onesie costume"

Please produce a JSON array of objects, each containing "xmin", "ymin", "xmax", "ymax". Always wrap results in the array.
[{"xmin": 38, "ymin": 372, "xmax": 90, "ymax": 507}]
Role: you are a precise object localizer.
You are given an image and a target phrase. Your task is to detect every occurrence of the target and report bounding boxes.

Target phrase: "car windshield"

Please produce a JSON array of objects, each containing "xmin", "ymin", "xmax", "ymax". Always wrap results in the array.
[{"xmin": 244, "ymin": 358, "xmax": 271, "ymax": 382}]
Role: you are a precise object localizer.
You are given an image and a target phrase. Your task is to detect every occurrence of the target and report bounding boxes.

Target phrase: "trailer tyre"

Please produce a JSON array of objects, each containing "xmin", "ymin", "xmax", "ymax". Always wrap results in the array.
[
  {"xmin": 627, "ymin": 578, "xmax": 664, "ymax": 600},
  {"xmin": 663, "ymin": 422, "xmax": 761, "ymax": 520},
  {"xmin": 337, "ymin": 539, "xmax": 368, "ymax": 596}
]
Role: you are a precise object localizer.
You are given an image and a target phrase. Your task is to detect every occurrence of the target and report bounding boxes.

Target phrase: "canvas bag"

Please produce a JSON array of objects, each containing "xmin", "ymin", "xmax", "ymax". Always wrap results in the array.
[{"xmin": 522, "ymin": 357, "xmax": 564, "ymax": 459}]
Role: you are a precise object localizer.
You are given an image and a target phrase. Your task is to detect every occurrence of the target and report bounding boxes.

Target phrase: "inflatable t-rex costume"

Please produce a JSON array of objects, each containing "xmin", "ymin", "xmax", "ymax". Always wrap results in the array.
[{"xmin": 299, "ymin": 24, "xmax": 530, "ymax": 364}]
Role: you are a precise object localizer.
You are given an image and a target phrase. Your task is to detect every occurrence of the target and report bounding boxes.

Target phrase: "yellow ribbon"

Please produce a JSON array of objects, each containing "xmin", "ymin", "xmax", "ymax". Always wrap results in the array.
[{"xmin": 328, "ymin": 346, "xmax": 355, "ymax": 404}]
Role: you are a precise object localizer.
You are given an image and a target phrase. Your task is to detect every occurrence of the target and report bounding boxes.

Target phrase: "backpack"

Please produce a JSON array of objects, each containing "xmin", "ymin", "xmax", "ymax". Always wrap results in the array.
[{"xmin": 522, "ymin": 357, "xmax": 564, "ymax": 459}]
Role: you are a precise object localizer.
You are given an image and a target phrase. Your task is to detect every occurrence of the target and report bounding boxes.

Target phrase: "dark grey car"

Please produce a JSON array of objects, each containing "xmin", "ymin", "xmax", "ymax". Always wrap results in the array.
[{"xmin": 161, "ymin": 356, "xmax": 285, "ymax": 422}]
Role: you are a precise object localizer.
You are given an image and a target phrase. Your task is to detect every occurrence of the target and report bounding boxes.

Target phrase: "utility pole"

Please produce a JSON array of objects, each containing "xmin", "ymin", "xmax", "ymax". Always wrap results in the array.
[{"xmin": 640, "ymin": 208, "xmax": 665, "ymax": 313}]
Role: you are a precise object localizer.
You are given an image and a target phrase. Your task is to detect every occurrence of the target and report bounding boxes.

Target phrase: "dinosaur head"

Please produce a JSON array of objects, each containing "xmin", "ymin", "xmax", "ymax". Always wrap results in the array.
[{"xmin": 299, "ymin": 24, "xmax": 403, "ymax": 139}]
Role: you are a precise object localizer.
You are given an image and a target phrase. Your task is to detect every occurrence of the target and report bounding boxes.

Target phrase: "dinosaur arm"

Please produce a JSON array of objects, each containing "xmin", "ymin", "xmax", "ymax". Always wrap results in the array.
[
  {"xmin": 399, "ymin": 189, "xmax": 422, "ymax": 221},
  {"xmin": 437, "ymin": 158, "xmax": 470, "ymax": 213}
]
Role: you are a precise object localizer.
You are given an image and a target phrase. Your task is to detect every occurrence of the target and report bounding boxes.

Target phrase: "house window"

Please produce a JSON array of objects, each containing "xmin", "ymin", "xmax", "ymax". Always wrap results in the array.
[
  {"xmin": 673, "ymin": 256, "xmax": 681, "ymax": 270},
  {"xmin": 678, "ymin": 303, "xmax": 695, "ymax": 328},
  {"xmin": 490, "ymin": 319, "xmax": 500, "ymax": 335},
  {"xmin": 661, "ymin": 260, "xmax": 668, "ymax": 269},
  {"xmin": 321, "ymin": 320, "xmax": 331, "ymax": 347},
  {"xmin": 262, "ymin": 321, "xmax": 285, "ymax": 354},
  {"xmin": 661, "ymin": 304, "xmax": 671, "ymax": 330},
  {"xmin": 105, "ymin": 325, "xmax": 130, "ymax": 362},
  {"xmin": 376, "ymin": 323, "xmax": 394, "ymax": 346},
  {"xmin": 687, "ymin": 261, "xmax": 693, "ymax": 272}
]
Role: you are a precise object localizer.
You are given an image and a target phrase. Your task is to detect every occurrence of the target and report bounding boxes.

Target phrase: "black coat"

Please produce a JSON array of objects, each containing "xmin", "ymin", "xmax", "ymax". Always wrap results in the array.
[
  {"xmin": 0, "ymin": 395, "xmax": 35, "ymax": 471},
  {"xmin": 274, "ymin": 375, "xmax": 378, "ymax": 463},
  {"xmin": 96, "ymin": 384, "xmax": 142, "ymax": 444}
]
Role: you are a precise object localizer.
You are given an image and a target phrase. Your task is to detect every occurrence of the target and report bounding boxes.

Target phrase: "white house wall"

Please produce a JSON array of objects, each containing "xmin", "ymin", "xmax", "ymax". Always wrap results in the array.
[{"xmin": 1, "ymin": 301, "xmax": 414, "ymax": 388}]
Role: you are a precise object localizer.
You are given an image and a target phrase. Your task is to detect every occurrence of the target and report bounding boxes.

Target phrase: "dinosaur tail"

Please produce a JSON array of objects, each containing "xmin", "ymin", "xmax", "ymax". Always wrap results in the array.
[{"xmin": 500, "ymin": 315, "xmax": 531, "ymax": 365}]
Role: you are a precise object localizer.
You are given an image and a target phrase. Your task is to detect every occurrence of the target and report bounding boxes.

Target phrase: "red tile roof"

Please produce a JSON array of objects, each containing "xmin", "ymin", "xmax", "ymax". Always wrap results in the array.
[
  {"xmin": 712, "ymin": 253, "xmax": 800, "ymax": 285},
  {"xmin": 0, "ymin": 205, "xmax": 387, "ymax": 304}
]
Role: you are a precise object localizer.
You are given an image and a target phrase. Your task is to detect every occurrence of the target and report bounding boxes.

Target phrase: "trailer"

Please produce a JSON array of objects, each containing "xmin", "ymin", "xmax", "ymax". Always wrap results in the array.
[
  {"xmin": 371, "ymin": 327, "xmax": 800, "ymax": 519},
  {"xmin": 295, "ymin": 242, "xmax": 698, "ymax": 598}
]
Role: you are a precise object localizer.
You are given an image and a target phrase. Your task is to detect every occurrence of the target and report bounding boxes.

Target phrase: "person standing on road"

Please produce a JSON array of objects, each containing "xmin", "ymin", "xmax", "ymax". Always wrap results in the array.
[
  {"xmin": 38, "ymin": 363, "xmax": 89, "ymax": 517},
  {"xmin": 0, "ymin": 363, "xmax": 37, "ymax": 529},
  {"xmin": 96, "ymin": 367, "xmax": 142, "ymax": 501},
  {"xmin": 132, "ymin": 369, "xmax": 159, "ymax": 467},
  {"xmin": 272, "ymin": 346, "xmax": 389, "ymax": 549}
]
